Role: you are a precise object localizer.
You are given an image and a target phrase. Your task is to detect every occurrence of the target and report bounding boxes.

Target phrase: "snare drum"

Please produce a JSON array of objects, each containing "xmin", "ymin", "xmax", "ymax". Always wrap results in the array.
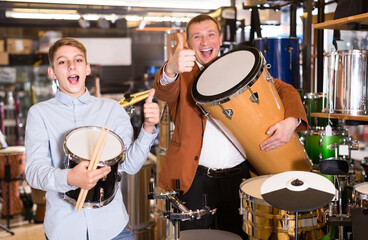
[
  {"xmin": 192, "ymin": 47, "xmax": 311, "ymax": 175},
  {"xmin": 239, "ymin": 175, "xmax": 328, "ymax": 239},
  {"xmin": 62, "ymin": 126, "xmax": 125, "ymax": 208},
  {"xmin": 353, "ymin": 182, "xmax": 368, "ymax": 208}
]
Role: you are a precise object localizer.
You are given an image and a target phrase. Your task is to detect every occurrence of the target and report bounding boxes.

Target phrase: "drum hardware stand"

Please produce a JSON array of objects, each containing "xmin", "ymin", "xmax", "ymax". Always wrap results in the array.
[
  {"xmin": 322, "ymin": 148, "xmax": 353, "ymax": 240},
  {"xmin": 147, "ymin": 180, "xmax": 216, "ymax": 240}
]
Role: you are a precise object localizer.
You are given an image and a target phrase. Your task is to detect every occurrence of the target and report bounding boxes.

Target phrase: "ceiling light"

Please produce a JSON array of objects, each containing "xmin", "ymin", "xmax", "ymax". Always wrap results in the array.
[
  {"xmin": 78, "ymin": 16, "xmax": 90, "ymax": 28},
  {"xmin": 97, "ymin": 17, "xmax": 110, "ymax": 29},
  {"xmin": 2, "ymin": 0, "xmax": 231, "ymax": 10}
]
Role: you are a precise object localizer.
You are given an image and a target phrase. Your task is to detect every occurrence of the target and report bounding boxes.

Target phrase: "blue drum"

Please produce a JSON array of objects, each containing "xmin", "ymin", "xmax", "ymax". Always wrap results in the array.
[{"xmin": 254, "ymin": 37, "xmax": 301, "ymax": 88}]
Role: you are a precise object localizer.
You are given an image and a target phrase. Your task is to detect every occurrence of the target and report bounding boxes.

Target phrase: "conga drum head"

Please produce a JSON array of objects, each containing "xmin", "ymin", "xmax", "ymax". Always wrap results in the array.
[{"xmin": 192, "ymin": 47, "xmax": 263, "ymax": 104}]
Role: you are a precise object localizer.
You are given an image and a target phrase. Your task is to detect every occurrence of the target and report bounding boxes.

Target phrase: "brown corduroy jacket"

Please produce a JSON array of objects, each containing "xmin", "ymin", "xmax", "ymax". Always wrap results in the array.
[{"xmin": 153, "ymin": 63, "xmax": 309, "ymax": 193}]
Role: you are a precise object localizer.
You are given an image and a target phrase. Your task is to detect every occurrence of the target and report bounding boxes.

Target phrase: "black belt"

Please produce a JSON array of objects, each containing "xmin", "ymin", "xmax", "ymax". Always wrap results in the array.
[{"xmin": 197, "ymin": 162, "xmax": 243, "ymax": 178}]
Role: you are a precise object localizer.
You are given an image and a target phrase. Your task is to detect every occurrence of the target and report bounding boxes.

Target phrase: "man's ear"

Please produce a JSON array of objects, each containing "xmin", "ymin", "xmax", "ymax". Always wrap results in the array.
[{"xmin": 48, "ymin": 66, "xmax": 57, "ymax": 80}]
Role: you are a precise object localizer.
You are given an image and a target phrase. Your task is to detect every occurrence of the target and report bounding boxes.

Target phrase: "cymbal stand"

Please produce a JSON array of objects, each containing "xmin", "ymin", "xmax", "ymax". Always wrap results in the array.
[
  {"xmin": 147, "ymin": 179, "xmax": 216, "ymax": 240},
  {"xmin": 295, "ymin": 211, "xmax": 299, "ymax": 240}
]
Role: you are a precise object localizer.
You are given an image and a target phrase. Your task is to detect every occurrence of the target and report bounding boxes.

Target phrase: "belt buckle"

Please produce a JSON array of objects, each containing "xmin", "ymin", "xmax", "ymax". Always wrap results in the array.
[{"xmin": 207, "ymin": 168, "xmax": 218, "ymax": 178}]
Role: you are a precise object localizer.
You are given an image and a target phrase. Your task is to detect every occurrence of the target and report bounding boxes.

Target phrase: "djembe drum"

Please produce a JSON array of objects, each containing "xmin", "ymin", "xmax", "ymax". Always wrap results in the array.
[{"xmin": 0, "ymin": 146, "xmax": 26, "ymax": 217}]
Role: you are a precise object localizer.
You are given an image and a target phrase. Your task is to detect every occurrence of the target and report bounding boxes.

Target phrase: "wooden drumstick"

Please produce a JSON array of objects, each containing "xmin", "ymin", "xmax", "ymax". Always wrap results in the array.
[
  {"xmin": 76, "ymin": 126, "xmax": 110, "ymax": 212},
  {"xmin": 75, "ymin": 126, "xmax": 105, "ymax": 210}
]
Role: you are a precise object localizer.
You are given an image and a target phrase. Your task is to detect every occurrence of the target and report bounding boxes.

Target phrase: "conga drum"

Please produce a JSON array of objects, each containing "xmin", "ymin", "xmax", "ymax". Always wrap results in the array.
[
  {"xmin": 0, "ymin": 146, "xmax": 26, "ymax": 216},
  {"xmin": 192, "ymin": 47, "xmax": 311, "ymax": 175}
]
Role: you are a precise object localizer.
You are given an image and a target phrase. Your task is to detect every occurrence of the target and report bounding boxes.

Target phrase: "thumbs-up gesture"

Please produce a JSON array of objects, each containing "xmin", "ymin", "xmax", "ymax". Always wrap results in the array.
[
  {"xmin": 143, "ymin": 88, "xmax": 160, "ymax": 134},
  {"xmin": 165, "ymin": 33, "xmax": 196, "ymax": 78}
]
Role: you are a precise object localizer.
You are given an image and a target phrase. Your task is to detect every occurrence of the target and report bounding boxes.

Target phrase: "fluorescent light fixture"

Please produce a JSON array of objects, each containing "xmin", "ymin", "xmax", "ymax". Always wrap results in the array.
[
  {"xmin": 5, "ymin": 10, "xmax": 192, "ymax": 22},
  {"xmin": 6, "ymin": 11, "xmax": 80, "ymax": 20},
  {"xmin": 2, "ymin": 0, "xmax": 231, "ymax": 10}
]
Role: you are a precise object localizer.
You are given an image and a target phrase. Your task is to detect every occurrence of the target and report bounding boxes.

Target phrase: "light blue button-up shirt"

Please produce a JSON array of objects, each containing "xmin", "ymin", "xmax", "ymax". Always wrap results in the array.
[{"xmin": 25, "ymin": 89, "xmax": 157, "ymax": 240}]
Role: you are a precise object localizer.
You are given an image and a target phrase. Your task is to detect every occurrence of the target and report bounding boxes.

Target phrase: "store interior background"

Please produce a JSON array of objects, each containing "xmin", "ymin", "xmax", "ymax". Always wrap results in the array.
[{"xmin": 0, "ymin": 0, "xmax": 368, "ymax": 239}]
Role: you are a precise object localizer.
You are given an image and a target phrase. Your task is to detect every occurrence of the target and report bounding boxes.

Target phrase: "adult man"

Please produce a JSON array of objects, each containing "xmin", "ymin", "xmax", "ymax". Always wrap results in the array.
[{"xmin": 153, "ymin": 14, "xmax": 308, "ymax": 238}]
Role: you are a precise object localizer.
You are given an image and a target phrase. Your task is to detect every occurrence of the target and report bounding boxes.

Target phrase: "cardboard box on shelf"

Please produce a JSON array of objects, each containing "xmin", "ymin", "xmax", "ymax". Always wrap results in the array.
[
  {"xmin": 0, "ymin": 40, "xmax": 4, "ymax": 52},
  {"xmin": 0, "ymin": 52, "xmax": 9, "ymax": 65},
  {"xmin": 6, "ymin": 38, "xmax": 33, "ymax": 54}
]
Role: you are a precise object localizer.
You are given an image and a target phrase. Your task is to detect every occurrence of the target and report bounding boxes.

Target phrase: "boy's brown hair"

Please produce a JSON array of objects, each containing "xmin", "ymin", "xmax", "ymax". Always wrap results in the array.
[{"xmin": 48, "ymin": 37, "xmax": 87, "ymax": 67}]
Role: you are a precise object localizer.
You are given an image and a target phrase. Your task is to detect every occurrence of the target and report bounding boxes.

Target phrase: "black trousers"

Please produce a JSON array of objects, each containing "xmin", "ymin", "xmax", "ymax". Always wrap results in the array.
[{"xmin": 178, "ymin": 161, "xmax": 251, "ymax": 240}]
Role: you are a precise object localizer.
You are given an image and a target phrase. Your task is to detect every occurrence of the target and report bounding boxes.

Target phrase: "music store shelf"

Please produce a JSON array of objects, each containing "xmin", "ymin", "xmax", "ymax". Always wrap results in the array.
[
  {"xmin": 310, "ymin": 112, "xmax": 368, "ymax": 122},
  {"xmin": 313, "ymin": 12, "xmax": 368, "ymax": 31}
]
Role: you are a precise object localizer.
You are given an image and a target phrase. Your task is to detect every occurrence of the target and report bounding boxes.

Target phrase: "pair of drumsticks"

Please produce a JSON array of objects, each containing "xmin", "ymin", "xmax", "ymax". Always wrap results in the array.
[{"xmin": 75, "ymin": 126, "xmax": 110, "ymax": 212}]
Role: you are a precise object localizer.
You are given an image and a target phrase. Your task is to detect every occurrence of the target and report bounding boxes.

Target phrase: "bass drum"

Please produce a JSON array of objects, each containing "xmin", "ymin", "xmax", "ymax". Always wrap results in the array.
[{"xmin": 240, "ymin": 175, "xmax": 328, "ymax": 239}]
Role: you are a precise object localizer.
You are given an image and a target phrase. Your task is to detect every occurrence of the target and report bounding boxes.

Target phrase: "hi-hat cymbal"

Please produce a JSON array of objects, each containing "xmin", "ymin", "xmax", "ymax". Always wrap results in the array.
[{"xmin": 261, "ymin": 171, "xmax": 336, "ymax": 212}]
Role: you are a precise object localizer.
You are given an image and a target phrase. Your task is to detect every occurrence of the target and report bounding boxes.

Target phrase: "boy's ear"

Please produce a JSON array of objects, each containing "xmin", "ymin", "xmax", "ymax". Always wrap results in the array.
[
  {"xmin": 86, "ymin": 63, "xmax": 91, "ymax": 76},
  {"xmin": 48, "ymin": 66, "xmax": 57, "ymax": 80}
]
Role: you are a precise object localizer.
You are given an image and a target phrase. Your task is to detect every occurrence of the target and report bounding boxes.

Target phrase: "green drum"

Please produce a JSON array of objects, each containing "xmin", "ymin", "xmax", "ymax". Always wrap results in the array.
[
  {"xmin": 303, "ymin": 93, "xmax": 338, "ymax": 127},
  {"xmin": 303, "ymin": 126, "xmax": 348, "ymax": 165}
]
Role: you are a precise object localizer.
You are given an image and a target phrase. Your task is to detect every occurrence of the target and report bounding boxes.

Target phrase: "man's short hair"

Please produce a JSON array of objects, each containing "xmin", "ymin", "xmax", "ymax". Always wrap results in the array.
[{"xmin": 186, "ymin": 14, "xmax": 221, "ymax": 39}]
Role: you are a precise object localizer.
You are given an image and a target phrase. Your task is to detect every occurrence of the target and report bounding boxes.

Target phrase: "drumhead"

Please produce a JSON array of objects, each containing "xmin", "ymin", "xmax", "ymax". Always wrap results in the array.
[
  {"xmin": 65, "ymin": 126, "xmax": 125, "ymax": 162},
  {"xmin": 354, "ymin": 182, "xmax": 368, "ymax": 195},
  {"xmin": 192, "ymin": 47, "xmax": 263, "ymax": 104},
  {"xmin": 240, "ymin": 175, "xmax": 270, "ymax": 200},
  {"xmin": 0, "ymin": 146, "xmax": 25, "ymax": 155}
]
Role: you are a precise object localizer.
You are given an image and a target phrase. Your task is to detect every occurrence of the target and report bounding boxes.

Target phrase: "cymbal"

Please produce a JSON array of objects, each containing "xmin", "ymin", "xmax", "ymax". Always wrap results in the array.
[{"xmin": 261, "ymin": 171, "xmax": 336, "ymax": 212}]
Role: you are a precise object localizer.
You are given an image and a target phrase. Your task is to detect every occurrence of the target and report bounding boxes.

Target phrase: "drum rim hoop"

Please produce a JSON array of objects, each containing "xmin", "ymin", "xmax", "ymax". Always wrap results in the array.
[
  {"xmin": 192, "ymin": 47, "xmax": 264, "ymax": 104},
  {"xmin": 64, "ymin": 126, "xmax": 126, "ymax": 165}
]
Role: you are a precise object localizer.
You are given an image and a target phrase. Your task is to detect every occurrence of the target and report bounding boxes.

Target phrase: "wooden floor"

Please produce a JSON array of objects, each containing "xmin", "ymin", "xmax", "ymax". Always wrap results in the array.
[{"xmin": 0, "ymin": 215, "xmax": 44, "ymax": 240}]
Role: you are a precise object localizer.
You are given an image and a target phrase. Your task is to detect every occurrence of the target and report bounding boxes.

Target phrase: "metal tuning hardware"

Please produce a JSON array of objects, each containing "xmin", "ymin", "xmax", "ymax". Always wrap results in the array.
[
  {"xmin": 219, "ymin": 104, "xmax": 233, "ymax": 120},
  {"xmin": 248, "ymin": 87, "xmax": 260, "ymax": 104}
]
